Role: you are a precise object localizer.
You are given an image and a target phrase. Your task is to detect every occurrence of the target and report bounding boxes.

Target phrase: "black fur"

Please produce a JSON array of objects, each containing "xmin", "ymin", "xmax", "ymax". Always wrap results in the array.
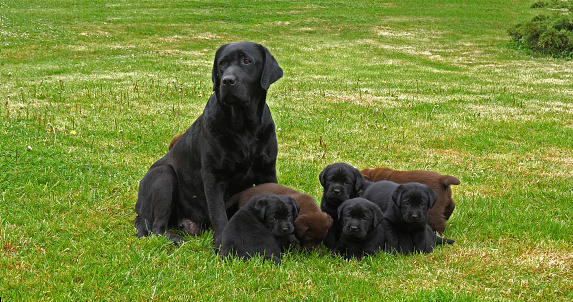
[
  {"xmin": 319, "ymin": 163, "xmax": 366, "ymax": 250},
  {"xmin": 361, "ymin": 181, "xmax": 454, "ymax": 254},
  {"xmin": 220, "ymin": 194, "xmax": 300, "ymax": 264},
  {"xmin": 334, "ymin": 198, "xmax": 385, "ymax": 260},
  {"xmin": 134, "ymin": 42, "xmax": 283, "ymax": 247}
]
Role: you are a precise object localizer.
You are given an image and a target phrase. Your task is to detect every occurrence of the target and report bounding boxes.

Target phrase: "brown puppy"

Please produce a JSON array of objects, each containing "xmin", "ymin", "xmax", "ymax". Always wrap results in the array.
[
  {"xmin": 226, "ymin": 183, "xmax": 333, "ymax": 250},
  {"xmin": 360, "ymin": 168, "xmax": 460, "ymax": 234}
]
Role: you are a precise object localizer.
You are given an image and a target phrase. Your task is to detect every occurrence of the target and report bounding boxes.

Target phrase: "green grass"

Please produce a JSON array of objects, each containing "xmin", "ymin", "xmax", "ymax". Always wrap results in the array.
[{"xmin": 2, "ymin": 0, "xmax": 573, "ymax": 300}]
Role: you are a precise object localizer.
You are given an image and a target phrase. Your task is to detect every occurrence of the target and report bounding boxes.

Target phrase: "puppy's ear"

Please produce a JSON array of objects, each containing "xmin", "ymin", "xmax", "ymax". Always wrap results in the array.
[
  {"xmin": 426, "ymin": 187, "xmax": 438, "ymax": 208},
  {"xmin": 392, "ymin": 186, "xmax": 404, "ymax": 207},
  {"xmin": 370, "ymin": 204, "xmax": 384, "ymax": 229},
  {"xmin": 253, "ymin": 196, "xmax": 269, "ymax": 221},
  {"xmin": 259, "ymin": 44, "xmax": 283, "ymax": 90},
  {"xmin": 288, "ymin": 197, "xmax": 300, "ymax": 218},
  {"xmin": 353, "ymin": 169, "xmax": 366, "ymax": 197},
  {"xmin": 212, "ymin": 44, "xmax": 228, "ymax": 91},
  {"xmin": 337, "ymin": 202, "xmax": 346, "ymax": 219},
  {"xmin": 319, "ymin": 168, "xmax": 327, "ymax": 187}
]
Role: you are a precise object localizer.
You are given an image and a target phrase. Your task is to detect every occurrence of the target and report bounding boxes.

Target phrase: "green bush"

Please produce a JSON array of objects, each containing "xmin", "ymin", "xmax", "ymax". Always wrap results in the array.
[{"xmin": 508, "ymin": 2, "xmax": 573, "ymax": 58}]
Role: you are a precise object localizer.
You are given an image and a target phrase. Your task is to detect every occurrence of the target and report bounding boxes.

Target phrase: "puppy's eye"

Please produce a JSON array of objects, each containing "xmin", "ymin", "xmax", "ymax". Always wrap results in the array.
[
  {"xmin": 243, "ymin": 58, "xmax": 251, "ymax": 65},
  {"xmin": 220, "ymin": 61, "xmax": 227, "ymax": 67}
]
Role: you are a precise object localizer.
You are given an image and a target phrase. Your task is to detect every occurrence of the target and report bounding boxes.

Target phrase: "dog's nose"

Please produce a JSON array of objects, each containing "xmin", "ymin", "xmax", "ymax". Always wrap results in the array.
[
  {"xmin": 333, "ymin": 188, "xmax": 341, "ymax": 195},
  {"xmin": 411, "ymin": 214, "xmax": 419, "ymax": 219},
  {"xmin": 281, "ymin": 227, "xmax": 289, "ymax": 232},
  {"xmin": 222, "ymin": 76, "xmax": 236, "ymax": 86},
  {"xmin": 350, "ymin": 225, "xmax": 358, "ymax": 232}
]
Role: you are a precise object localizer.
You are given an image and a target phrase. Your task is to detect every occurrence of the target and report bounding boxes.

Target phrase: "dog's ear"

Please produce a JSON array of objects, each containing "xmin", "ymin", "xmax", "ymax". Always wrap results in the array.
[
  {"xmin": 259, "ymin": 44, "xmax": 283, "ymax": 90},
  {"xmin": 287, "ymin": 196, "xmax": 300, "ymax": 218},
  {"xmin": 319, "ymin": 168, "xmax": 327, "ymax": 187},
  {"xmin": 253, "ymin": 196, "xmax": 269, "ymax": 221},
  {"xmin": 426, "ymin": 187, "xmax": 438, "ymax": 208},
  {"xmin": 337, "ymin": 202, "xmax": 346, "ymax": 219},
  {"xmin": 392, "ymin": 186, "xmax": 404, "ymax": 207},
  {"xmin": 353, "ymin": 169, "xmax": 366, "ymax": 197},
  {"xmin": 370, "ymin": 204, "xmax": 384, "ymax": 229},
  {"xmin": 212, "ymin": 44, "xmax": 228, "ymax": 91}
]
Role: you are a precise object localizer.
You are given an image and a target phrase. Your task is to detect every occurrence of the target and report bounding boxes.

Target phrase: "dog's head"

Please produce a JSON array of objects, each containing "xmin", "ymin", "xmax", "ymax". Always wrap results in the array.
[
  {"xmin": 252, "ymin": 194, "xmax": 299, "ymax": 238},
  {"xmin": 392, "ymin": 182, "xmax": 437, "ymax": 224},
  {"xmin": 319, "ymin": 163, "xmax": 366, "ymax": 206},
  {"xmin": 337, "ymin": 198, "xmax": 383, "ymax": 241},
  {"xmin": 294, "ymin": 212, "xmax": 334, "ymax": 250},
  {"xmin": 212, "ymin": 42, "xmax": 283, "ymax": 106}
]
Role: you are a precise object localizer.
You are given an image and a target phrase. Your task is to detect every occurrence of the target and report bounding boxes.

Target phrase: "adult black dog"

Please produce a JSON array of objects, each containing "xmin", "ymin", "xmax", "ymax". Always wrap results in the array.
[
  {"xmin": 220, "ymin": 194, "xmax": 299, "ymax": 264},
  {"xmin": 334, "ymin": 198, "xmax": 385, "ymax": 260},
  {"xmin": 319, "ymin": 162, "xmax": 367, "ymax": 250},
  {"xmin": 361, "ymin": 181, "xmax": 454, "ymax": 254},
  {"xmin": 134, "ymin": 42, "xmax": 283, "ymax": 247}
]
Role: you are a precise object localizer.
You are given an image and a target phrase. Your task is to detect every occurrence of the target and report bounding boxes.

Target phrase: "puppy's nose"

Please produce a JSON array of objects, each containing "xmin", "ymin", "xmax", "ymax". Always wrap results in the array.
[
  {"xmin": 222, "ymin": 76, "xmax": 236, "ymax": 86},
  {"xmin": 350, "ymin": 226, "xmax": 358, "ymax": 232},
  {"xmin": 411, "ymin": 214, "xmax": 418, "ymax": 219},
  {"xmin": 281, "ymin": 227, "xmax": 289, "ymax": 232},
  {"xmin": 333, "ymin": 188, "xmax": 341, "ymax": 195}
]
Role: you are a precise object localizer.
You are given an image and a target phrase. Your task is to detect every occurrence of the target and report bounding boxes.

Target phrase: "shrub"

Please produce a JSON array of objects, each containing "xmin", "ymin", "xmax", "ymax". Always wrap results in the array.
[
  {"xmin": 508, "ymin": 1, "xmax": 573, "ymax": 58},
  {"xmin": 508, "ymin": 12, "xmax": 573, "ymax": 58}
]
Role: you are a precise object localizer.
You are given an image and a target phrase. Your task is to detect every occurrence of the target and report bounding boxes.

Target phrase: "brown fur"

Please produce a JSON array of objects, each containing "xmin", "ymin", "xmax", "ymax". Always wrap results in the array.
[
  {"xmin": 168, "ymin": 133, "xmax": 184, "ymax": 150},
  {"xmin": 226, "ymin": 183, "xmax": 333, "ymax": 250},
  {"xmin": 360, "ymin": 168, "xmax": 460, "ymax": 234}
]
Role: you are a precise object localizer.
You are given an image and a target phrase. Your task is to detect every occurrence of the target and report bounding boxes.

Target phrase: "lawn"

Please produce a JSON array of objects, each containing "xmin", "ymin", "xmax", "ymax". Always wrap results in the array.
[{"xmin": 1, "ymin": 0, "xmax": 572, "ymax": 301}]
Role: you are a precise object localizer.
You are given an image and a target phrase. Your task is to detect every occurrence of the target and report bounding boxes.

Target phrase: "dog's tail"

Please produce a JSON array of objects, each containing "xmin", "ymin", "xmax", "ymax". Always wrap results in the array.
[
  {"xmin": 441, "ymin": 175, "xmax": 461, "ymax": 187},
  {"xmin": 435, "ymin": 235, "xmax": 455, "ymax": 245}
]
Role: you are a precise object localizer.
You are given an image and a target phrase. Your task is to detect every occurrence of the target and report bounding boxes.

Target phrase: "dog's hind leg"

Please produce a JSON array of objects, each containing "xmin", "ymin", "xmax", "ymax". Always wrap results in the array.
[
  {"xmin": 135, "ymin": 164, "xmax": 182, "ymax": 243},
  {"xmin": 134, "ymin": 215, "xmax": 151, "ymax": 238}
]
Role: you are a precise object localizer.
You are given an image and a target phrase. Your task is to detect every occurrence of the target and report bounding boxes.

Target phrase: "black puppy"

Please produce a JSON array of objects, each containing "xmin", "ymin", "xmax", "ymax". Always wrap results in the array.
[
  {"xmin": 319, "ymin": 162, "xmax": 367, "ymax": 250},
  {"xmin": 334, "ymin": 198, "xmax": 385, "ymax": 260},
  {"xmin": 134, "ymin": 42, "xmax": 283, "ymax": 246},
  {"xmin": 220, "ymin": 194, "xmax": 300, "ymax": 264},
  {"xmin": 361, "ymin": 181, "xmax": 454, "ymax": 254}
]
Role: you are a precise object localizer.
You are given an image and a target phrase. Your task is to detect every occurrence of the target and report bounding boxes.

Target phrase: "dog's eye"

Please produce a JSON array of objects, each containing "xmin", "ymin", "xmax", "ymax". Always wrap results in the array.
[
  {"xmin": 219, "ymin": 61, "xmax": 227, "ymax": 67},
  {"xmin": 243, "ymin": 58, "xmax": 251, "ymax": 65}
]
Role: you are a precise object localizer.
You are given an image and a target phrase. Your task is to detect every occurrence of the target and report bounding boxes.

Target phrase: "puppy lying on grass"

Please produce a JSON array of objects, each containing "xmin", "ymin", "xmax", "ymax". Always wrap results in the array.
[
  {"xmin": 361, "ymin": 181, "xmax": 454, "ymax": 254},
  {"xmin": 334, "ymin": 198, "xmax": 385, "ymax": 260},
  {"xmin": 226, "ymin": 183, "xmax": 333, "ymax": 251},
  {"xmin": 220, "ymin": 194, "xmax": 299, "ymax": 264},
  {"xmin": 361, "ymin": 167, "xmax": 460, "ymax": 234}
]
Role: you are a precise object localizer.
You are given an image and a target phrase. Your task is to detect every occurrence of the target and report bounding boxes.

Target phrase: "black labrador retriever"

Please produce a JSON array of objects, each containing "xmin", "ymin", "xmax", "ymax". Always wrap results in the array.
[
  {"xmin": 334, "ymin": 198, "xmax": 385, "ymax": 260},
  {"xmin": 134, "ymin": 42, "xmax": 283, "ymax": 247},
  {"xmin": 220, "ymin": 194, "xmax": 299, "ymax": 264},
  {"xmin": 361, "ymin": 181, "xmax": 454, "ymax": 254},
  {"xmin": 319, "ymin": 162, "xmax": 367, "ymax": 250}
]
